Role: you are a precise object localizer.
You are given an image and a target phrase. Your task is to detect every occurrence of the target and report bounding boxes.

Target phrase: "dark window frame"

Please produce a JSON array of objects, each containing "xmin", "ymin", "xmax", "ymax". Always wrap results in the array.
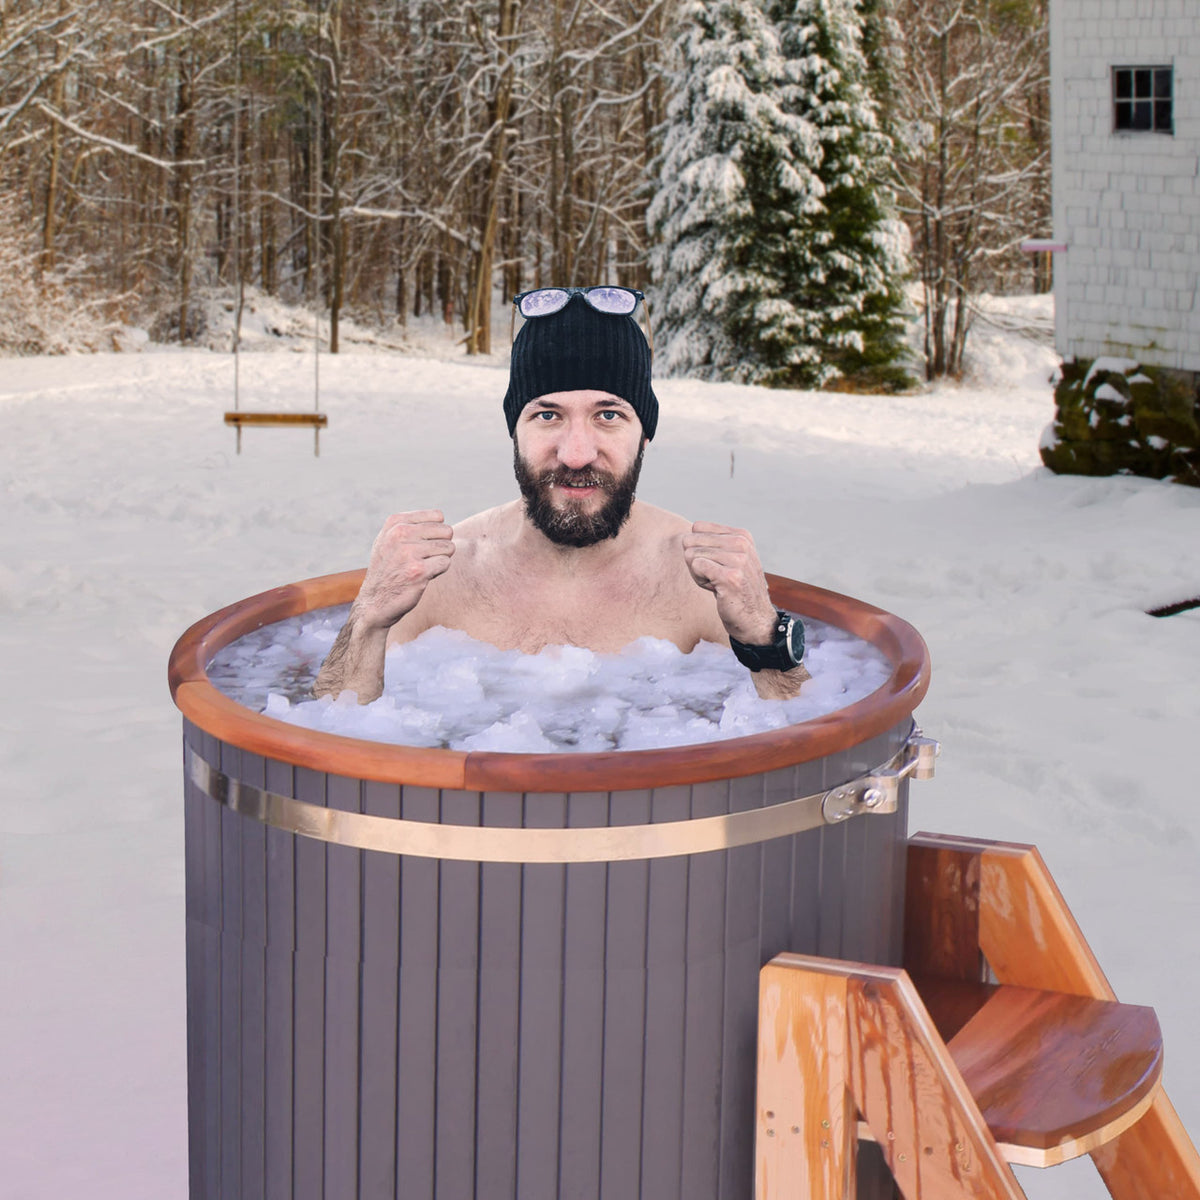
[{"xmin": 1113, "ymin": 65, "xmax": 1174, "ymax": 134}]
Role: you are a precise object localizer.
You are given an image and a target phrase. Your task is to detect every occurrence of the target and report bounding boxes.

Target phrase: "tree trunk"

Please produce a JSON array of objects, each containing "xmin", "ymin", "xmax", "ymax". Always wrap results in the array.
[
  {"xmin": 41, "ymin": 70, "xmax": 66, "ymax": 276},
  {"xmin": 328, "ymin": 0, "xmax": 343, "ymax": 354},
  {"xmin": 466, "ymin": 0, "xmax": 518, "ymax": 355},
  {"xmin": 174, "ymin": 57, "xmax": 195, "ymax": 341}
]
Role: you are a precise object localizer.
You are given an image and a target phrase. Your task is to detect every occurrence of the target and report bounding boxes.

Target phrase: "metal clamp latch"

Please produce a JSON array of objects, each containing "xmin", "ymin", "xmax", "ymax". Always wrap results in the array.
[{"xmin": 821, "ymin": 727, "xmax": 940, "ymax": 824}]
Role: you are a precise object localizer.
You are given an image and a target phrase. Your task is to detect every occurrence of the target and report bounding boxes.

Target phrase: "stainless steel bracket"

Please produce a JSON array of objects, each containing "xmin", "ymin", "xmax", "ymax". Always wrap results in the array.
[{"xmin": 821, "ymin": 728, "xmax": 941, "ymax": 824}]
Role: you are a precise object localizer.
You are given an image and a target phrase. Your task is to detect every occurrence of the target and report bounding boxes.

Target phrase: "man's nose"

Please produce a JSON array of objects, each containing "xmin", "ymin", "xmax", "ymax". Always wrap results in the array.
[{"xmin": 556, "ymin": 422, "xmax": 598, "ymax": 469}]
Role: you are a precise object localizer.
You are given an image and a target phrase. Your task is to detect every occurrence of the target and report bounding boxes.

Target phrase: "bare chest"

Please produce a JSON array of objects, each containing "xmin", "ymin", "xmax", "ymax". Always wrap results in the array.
[{"xmin": 410, "ymin": 546, "xmax": 714, "ymax": 654}]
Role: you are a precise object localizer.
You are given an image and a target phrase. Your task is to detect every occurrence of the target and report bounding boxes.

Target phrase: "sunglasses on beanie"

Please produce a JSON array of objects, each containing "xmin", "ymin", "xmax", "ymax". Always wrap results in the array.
[{"xmin": 511, "ymin": 286, "xmax": 654, "ymax": 354}]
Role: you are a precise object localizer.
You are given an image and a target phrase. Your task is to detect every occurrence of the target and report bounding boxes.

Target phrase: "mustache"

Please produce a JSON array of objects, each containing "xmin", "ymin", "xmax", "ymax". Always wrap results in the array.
[{"xmin": 539, "ymin": 467, "xmax": 614, "ymax": 491}]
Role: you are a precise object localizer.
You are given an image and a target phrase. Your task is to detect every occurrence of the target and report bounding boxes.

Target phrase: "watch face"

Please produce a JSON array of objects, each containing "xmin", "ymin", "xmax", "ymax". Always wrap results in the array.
[{"xmin": 786, "ymin": 615, "xmax": 805, "ymax": 664}]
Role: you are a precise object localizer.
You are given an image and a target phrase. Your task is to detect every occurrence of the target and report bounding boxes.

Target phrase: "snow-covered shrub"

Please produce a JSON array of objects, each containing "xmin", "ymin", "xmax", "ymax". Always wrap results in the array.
[
  {"xmin": 0, "ymin": 192, "xmax": 132, "ymax": 355},
  {"xmin": 147, "ymin": 301, "xmax": 209, "ymax": 347},
  {"xmin": 1041, "ymin": 358, "xmax": 1200, "ymax": 488}
]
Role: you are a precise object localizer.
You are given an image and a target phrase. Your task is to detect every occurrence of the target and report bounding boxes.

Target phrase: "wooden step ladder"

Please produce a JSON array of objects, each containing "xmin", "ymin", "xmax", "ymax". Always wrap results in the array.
[{"xmin": 755, "ymin": 832, "xmax": 1200, "ymax": 1199}]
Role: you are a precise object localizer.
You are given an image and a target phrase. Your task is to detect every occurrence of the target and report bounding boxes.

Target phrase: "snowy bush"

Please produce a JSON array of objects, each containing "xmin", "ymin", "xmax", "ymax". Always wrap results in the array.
[
  {"xmin": 1041, "ymin": 358, "xmax": 1200, "ymax": 488},
  {"xmin": 0, "ymin": 192, "xmax": 136, "ymax": 356}
]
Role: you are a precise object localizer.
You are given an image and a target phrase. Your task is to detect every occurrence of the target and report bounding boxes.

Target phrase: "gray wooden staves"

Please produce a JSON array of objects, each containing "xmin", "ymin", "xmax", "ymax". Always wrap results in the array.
[{"xmin": 183, "ymin": 718, "xmax": 910, "ymax": 1199}]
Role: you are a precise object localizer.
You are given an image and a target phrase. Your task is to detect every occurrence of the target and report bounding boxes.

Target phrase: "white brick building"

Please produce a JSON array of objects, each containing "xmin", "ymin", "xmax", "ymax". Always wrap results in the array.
[{"xmin": 1051, "ymin": 0, "xmax": 1200, "ymax": 371}]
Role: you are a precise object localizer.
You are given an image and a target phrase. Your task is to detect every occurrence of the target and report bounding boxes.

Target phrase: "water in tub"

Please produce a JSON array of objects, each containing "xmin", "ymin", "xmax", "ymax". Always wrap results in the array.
[{"xmin": 207, "ymin": 605, "xmax": 893, "ymax": 752}]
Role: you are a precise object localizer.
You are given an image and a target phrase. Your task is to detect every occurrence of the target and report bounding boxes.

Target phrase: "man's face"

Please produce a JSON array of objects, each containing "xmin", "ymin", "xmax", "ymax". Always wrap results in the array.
[{"xmin": 513, "ymin": 389, "xmax": 646, "ymax": 548}]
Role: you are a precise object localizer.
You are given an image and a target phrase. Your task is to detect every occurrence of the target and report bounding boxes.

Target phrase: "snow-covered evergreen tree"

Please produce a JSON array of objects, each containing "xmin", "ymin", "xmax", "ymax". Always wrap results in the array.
[{"xmin": 648, "ymin": 0, "xmax": 908, "ymax": 390}]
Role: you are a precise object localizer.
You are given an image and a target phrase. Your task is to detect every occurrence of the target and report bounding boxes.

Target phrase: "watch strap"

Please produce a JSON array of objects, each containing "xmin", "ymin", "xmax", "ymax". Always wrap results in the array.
[{"xmin": 728, "ymin": 610, "xmax": 804, "ymax": 673}]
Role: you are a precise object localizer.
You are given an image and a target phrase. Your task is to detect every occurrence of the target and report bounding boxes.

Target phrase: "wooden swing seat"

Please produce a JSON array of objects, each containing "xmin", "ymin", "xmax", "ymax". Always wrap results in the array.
[
  {"xmin": 223, "ymin": 411, "xmax": 327, "ymax": 428},
  {"xmin": 224, "ymin": 410, "xmax": 327, "ymax": 456}
]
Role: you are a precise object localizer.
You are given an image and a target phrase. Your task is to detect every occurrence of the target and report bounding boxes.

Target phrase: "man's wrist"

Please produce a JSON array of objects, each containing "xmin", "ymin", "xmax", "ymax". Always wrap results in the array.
[
  {"xmin": 751, "ymin": 661, "xmax": 810, "ymax": 699},
  {"xmin": 348, "ymin": 597, "xmax": 399, "ymax": 637},
  {"xmin": 728, "ymin": 609, "xmax": 805, "ymax": 673},
  {"xmin": 723, "ymin": 604, "xmax": 779, "ymax": 646}
]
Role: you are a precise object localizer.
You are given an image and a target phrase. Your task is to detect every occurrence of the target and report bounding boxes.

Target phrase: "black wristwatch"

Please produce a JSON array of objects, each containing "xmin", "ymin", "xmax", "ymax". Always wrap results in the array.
[{"xmin": 728, "ymin": 609, "xmax": 805, "ymax": 673}]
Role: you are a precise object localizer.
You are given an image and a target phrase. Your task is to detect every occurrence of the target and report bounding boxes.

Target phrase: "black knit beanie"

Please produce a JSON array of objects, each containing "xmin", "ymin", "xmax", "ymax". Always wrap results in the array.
[{"xmin": 503, "ymin": 294, "xmax": 658, "ymax": 439}]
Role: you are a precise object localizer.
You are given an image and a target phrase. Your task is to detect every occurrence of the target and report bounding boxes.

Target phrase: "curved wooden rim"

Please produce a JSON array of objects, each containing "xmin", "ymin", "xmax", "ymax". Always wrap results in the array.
[{"xmin": 169, "ymin": 569, "xmax": 931, "ymax": 790}]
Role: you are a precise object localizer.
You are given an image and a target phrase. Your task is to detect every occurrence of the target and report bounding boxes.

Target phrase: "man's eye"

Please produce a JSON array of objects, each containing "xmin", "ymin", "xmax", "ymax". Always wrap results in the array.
[
  {"xmin": 535, "ymin": 411, "xmax": 556, "ymax": 420},
  {"xmin": 599, "ymin": 410, "xmax": 620, "ymax": 421}
]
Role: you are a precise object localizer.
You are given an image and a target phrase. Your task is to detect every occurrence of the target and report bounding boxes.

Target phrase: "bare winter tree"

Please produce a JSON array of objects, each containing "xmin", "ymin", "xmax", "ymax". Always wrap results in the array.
[
  {"xmin": 516, "ymin": 0, "xmax": 671, "ymax": 292},
  {"xmin": 0, "ymin": 0, "xmax": 681, "ymax": 352},
  {"xmin": 0, "ymin": 0, "xmax": 196, "ymax": 347},
  {"xmin": 889, "ymin": 0, "xmax": 1050, "ymax": 378}
]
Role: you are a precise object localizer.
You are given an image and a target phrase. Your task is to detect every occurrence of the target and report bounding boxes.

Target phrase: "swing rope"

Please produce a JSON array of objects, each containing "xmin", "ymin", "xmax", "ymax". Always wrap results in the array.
[
  {"xmin": 312, "ymin": 0, "xmax": 321, "ymax": 426},
  {"xmin": 232, "ymin": 0, "xmax": 242, "ymax": 432},
  {"xmin": 224, "ymin": 0, "xmax": 326, "ymax": 456}
]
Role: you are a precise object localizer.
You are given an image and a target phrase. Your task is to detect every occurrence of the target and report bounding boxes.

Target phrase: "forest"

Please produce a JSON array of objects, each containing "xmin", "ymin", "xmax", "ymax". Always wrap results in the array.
[{"xmin": 0, "ymin": 0, "xmax": 1049, "ymax": 380}]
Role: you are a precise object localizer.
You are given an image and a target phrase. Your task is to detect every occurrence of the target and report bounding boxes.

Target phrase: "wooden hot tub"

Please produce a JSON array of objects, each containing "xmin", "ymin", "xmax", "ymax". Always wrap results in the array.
[{"xmin": 169, "ymin": 569, "xmax": 931, "ymax": 1200}]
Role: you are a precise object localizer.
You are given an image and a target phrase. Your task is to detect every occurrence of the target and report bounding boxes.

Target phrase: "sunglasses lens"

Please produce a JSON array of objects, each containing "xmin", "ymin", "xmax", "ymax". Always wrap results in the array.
[
  {"xmin": 585, "ymin": 287, "xmax": 637, "ymax": 315},
  {"xmin": 518, "ymin": 288, "xmax": 570, "ymax": 318}
]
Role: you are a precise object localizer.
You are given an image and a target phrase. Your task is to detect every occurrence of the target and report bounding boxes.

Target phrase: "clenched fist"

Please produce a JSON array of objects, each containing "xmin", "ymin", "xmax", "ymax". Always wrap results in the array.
[
  {"xmin": 682, "ymin": 521, "xmax": 777, "ymax": 646},
  {"xmin": 352, "ymin": 509, "xmax": 456, "ymax": 631}
]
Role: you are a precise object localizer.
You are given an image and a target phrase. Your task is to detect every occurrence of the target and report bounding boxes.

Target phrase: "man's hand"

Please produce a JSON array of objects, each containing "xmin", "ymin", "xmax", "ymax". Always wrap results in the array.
[
  {"xmin": 682, "ymin": 521, "xmax": 777, "ymax": 645},
  {"xmin": 683, "ymin": 521, "xmax": 808, "ymax": 699},
  {"xmin": 353, "ymin": 510, "xmax": 455, "ymax": 632},
  {"xmin": 313, "ymin": 510, "xmax": 453, "ymax": 702}
]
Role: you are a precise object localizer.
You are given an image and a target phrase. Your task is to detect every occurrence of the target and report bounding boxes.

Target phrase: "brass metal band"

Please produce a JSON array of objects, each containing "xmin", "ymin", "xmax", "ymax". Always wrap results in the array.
[{"xmin": 185, "ymin": 737, "xmax": 916, "ymax": 864}]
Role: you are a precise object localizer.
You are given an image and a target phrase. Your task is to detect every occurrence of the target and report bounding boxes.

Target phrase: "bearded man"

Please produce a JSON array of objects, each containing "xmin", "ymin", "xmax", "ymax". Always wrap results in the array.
[{"xmin": 314, "ymin": 287, "xmax": 808, "ymax": 703}]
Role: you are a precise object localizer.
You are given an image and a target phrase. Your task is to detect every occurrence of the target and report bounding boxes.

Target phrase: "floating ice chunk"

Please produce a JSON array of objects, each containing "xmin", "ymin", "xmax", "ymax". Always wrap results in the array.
[{"xmin": 460, "ymin": 710, "xmax": 559, "ymax": 754}]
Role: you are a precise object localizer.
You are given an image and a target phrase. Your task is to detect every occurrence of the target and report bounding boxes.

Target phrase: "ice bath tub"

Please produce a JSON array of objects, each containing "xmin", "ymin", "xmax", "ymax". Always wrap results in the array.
[{"xmin": 169, "ymin": 569, "xmax": 931, "ymax": 1200}]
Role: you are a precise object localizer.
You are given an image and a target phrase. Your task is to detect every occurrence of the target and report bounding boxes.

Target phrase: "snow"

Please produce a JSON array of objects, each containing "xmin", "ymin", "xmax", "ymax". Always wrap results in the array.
[
  {"xmin": 207, "ymin": 611, "xmax": 891, "ymax": 752},
  {"xmin": 2, "ymin": 299, "xmax": 1198, "ymax": 1198},
  {"xmin": 1083, "ymin": 355, "xmax": 1141, "ymax": 386}
]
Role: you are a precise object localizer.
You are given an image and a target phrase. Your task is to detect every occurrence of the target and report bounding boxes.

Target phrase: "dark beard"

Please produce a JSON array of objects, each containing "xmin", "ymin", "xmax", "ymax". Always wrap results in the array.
[{"xmin": 514, "ymin": 443, "xmax": 644, "ymax": 548}]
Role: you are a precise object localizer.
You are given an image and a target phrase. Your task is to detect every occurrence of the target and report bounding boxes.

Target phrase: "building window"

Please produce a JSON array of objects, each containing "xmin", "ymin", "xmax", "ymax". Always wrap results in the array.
[{"xmin": 1113, "ymin": 66, "xmax": 1173, "ymax": 133}]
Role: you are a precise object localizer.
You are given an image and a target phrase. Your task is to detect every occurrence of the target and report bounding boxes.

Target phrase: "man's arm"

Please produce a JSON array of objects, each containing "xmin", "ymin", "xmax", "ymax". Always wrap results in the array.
[
  {"xmin": 747, "ymin": 659, "xmax": 811, "ymax": 699},
  {"xmin": 313, "ymin": 510, "xmax": 454, "ymax": 703},
  {"xmin": 681, "ymin": 521, "xmax": 807, "ymax": 700}
]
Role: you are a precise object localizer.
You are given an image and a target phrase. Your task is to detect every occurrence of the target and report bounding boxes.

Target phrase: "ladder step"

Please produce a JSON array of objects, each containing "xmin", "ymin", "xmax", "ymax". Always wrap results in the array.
[{"xmin": 883, "ymin": 978, "xmax": 1163, "ymax": 1167}]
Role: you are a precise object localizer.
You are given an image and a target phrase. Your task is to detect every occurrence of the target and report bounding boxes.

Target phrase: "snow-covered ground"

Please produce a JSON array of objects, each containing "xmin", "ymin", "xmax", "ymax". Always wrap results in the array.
[{"xmin": 2, "ymin": 300, "xmax": 1197, "ymax": 1198}]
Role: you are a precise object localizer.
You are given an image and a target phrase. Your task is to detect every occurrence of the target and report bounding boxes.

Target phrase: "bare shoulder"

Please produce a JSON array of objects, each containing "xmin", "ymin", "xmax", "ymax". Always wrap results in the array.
[
  {"xmin": 450, "ymin": 501, "xmax": 517, "ymax": 541},
  {"xmin": 630, "ymin": 500, "xmax": 695, "ymax": 545}
]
